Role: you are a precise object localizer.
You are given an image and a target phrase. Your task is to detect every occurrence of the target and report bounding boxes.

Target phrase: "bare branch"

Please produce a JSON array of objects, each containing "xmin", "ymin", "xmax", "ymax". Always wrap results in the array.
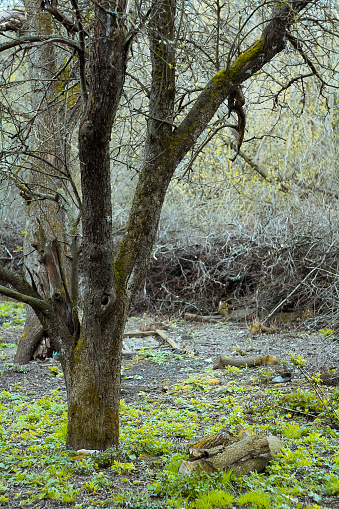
[
  {"xmin": 0, "ymin": 285, "xmax": 50, "ymax": 310},
  {"xmin": 69, "ymin": 0, "xmax": 88, "ymax": 103},
  {"xmin": 41, "ymin": 0, "xmax": 81, "ymax": 35},
  {"xmin": 172, "ymin": 1, "xmax": 316, "ymax": 165},
  {"xmin": 0, "ymin": 9, "xmax": 27, "ymax": 32},
  {"xmin": 0, "ymin": 35, "xmax": 81, "ymax": 54}
]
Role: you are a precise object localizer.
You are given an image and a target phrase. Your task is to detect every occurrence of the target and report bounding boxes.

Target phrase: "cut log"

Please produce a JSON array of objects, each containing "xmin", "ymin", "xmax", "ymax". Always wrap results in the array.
[
  {"xmin": 178, "ymin": 428, "xmax": 282, "ymax": 477},
  {"xmin": 213, "ymin": 354, "xmax": 279, "ymax": 370},
  {"xmin": 123, "ymin": 330, "xmax": 157, "ymax": 338}
]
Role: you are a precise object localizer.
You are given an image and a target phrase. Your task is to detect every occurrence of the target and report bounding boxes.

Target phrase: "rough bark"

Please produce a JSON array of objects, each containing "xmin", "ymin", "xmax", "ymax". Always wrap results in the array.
[
  {"xmin": 115, "ymin": 0, "xmax": 176, "ymax": 293},
  {"xmin": 14, "ymin": 1, "xmax": 80, "ymax": 364},
  {"xmin": 179, "ymin": 428, "xmax": 282, "ymax": 476},
  {"xmin": 63, "ymin": 0, "xmax": 129, "ymax": 450}
]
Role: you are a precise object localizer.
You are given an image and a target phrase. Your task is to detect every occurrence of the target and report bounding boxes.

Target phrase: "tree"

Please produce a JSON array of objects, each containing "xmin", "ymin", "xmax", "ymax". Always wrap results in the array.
[
  {"xmin": 12, "ymin": 0, "xmax": 81, "ymax": 364},
  {"xmin": 0, "ymin": 0, "xmax": 337, "ymax": 450}
]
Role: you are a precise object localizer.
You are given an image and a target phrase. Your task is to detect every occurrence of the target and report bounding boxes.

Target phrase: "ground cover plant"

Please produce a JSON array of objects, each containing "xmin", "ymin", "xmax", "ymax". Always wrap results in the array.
[{"xmin": 0, "ymin": 305, "xmax": 339, "ymax": 508}]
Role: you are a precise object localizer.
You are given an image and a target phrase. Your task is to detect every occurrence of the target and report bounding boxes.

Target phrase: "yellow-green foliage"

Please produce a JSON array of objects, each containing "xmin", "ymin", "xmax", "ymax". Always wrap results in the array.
[
  {"xmin": 194, "ymin": 489, "xmax": 234, "ymax": 508},
  {"xmin": 237, "ymin": 490, "xmax": 270, "ymax": 509},
  {"xmin": 281, "ymin": 423, "xmax": 308, "ymax": 439},
  {"xmin": 0, "ymin": 302, "xmax": 25, "ymax": 326},
  {"xmin": 279, "ymin": 390, "xmax": 324, "ymax": 415},
  {"xmin": 48, "ymin": 365, "xmax": 62, "ymax": 376},
  {"xmin": 0, "ymin": 356, "xmax": 338, "ymax": 508}
]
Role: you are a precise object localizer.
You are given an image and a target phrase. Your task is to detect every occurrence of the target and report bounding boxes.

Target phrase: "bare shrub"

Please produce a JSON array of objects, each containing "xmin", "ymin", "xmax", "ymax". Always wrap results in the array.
[{"xmin": 133, "ymin": 206, "xmax": 339, "ymax": 330}]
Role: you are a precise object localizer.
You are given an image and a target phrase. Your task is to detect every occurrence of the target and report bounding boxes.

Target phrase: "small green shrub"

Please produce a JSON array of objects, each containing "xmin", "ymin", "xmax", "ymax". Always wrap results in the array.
[
  {"xmin": 281, "ymin": 423, "xmax": 308, "ymax": 439},
  {"xmin": 279, "ymin": 391, "xmax": 324, "ymax": 415},
  {"xmin": 237, "ymin": 490, "xmax": 271, "ymax": 509},
  {"xmin": 194, "ymin": 489, "xmax": 234, "ymax": 508},
  {"xmin": 0, "ymin": 302, "xmax": 26, "ymax": 325},
  {"xmin": 319, "ymin": 329, "xmax": 334, "ymax": 338},
  {"xmin": 48, "ymin": 365, "xmax": 62, "ymax": 376}
]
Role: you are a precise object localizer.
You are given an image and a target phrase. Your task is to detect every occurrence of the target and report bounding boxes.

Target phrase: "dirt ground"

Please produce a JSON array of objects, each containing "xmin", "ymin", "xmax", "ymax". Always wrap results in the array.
[{"xmin": 1, "ymin": 316, "xmax": 338, "ymax": 406}]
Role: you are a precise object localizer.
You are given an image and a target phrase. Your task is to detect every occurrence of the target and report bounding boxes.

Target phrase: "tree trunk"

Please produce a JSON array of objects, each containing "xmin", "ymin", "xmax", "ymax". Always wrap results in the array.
[
  {"xmin": 14, "ymin": 309, "xmax": 44, "ymax": 363},
  {"xmin": 15, "ymin": 1, "xmax": 80, "ymax": 364},
  {"xmin": 0, "ymin": 0, "xmax": 319, "ymax": 452},
  {"xmin": 61, "ymin": 0, "xmax": 128, "ymax": 450},
  {"xmin": 62, "ymin": 297, "xmax": 127, "ymax": 450}
]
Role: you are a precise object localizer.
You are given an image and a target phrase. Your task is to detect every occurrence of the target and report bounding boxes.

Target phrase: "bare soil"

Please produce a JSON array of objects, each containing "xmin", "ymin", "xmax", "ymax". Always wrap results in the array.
[{"xmin": 1, "ymin": 317, "xmax": 338, "ymax": 408}]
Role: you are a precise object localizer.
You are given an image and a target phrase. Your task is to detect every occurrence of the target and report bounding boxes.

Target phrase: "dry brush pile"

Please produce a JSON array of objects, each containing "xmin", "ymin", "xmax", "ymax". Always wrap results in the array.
[
  {"xmin": 133, "ymin": 210, "xmax": 339, "ymax": 329},
  {"xmin": 0, "ymin": 211, "xmax": 338, "ymax": 330},
  {"xmin": 0, "ymin": 220, "xmax": 23, "ymax": 272}
]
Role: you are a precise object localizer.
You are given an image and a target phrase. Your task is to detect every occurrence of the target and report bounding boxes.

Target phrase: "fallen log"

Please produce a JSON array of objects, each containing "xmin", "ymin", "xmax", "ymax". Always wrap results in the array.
[
  {"xmin": 123, "ymin": 329, "xmax": 183, "ymax": 352},
  {"xmin": 155, "ymin": 329, "xmax": 181, "ymax": 350},
  {"xmin": 185, "ymin": 308, "xmax": 258, "ymax": 323},
  {"xmin": 213, "ymin": 354, "xmax": 279, "ymax": 370},
  {"xmin": 123, "ymin": 330, "xmax": 156, "ymax": 338},
  {"xmin": 178, "ymin": 427, "xmax": 282, "ymax": 477},
  {"xmin": 184, "ymin": 313, "xmax": 223, "ymax": 322}
]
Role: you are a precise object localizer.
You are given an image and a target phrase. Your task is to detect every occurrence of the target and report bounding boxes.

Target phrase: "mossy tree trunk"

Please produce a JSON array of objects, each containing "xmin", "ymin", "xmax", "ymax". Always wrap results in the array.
[
  {"xmin": 0, "ymin": 0, "xmax": 316, "ymax": 450},
  {"xmin": 62, "ymin": 0, "xmax": 129, "ymax": 449}
]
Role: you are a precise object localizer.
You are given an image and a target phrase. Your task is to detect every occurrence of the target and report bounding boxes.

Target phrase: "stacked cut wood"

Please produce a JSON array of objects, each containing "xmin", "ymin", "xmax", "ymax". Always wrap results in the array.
[{"xmin": 178, "ymin": 426, "xmax": 282, "ymax": 477}]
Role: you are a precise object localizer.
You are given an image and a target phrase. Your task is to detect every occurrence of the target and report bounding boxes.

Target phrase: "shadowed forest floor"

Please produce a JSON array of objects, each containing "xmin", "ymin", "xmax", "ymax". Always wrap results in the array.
[{"xmin": 0, "ymin": 311, "xmax": 339, "ymax": 508}]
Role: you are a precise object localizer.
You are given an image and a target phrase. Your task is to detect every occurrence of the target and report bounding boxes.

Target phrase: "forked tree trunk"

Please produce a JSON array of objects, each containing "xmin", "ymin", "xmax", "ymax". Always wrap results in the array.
[
  {"xmin": 60, "ymin": 0, "xmax": 128, "ymax": 449},
  {"xmin": 62, "ymin": 296, "xmax": 127, "ymax": 449}
]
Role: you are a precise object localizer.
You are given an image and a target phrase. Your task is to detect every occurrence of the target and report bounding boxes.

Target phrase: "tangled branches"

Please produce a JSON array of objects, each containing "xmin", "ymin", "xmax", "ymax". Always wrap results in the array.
[{"xmin": 133, "ymin": 214, "xmax": 339, "ymax": 330}]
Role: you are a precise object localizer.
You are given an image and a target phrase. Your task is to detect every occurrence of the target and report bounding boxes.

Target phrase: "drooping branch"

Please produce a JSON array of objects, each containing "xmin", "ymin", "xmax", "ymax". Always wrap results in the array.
[
  {"xmin": 273, "ymin": 72, "xmax": 314, "ymax": 104},
  {"xmin": 225, "ymin": 138, "xmax": 289, "ymax": 191},
  {"xmin": 227, "ymin": 140, "xmax": 339, "ymax": 200}
]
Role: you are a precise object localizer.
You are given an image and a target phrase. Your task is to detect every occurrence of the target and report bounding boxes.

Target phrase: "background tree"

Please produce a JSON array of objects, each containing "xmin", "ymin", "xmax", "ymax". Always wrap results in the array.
[
  {"xmin": 12, "ymin": 0, "xmax": 81, "ymax": 364},
  {"xmin": 0, "ymin": 0, "xmax": 338, "ymax": 450}
]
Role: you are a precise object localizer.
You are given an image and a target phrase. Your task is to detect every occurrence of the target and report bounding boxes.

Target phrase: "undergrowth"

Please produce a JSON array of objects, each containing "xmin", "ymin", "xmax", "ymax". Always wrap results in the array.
[
  {"xmin": 132, "ymin": 213, "xmax": 339, "ymax": 333},
  {"xmin": 0, "ymin": 361, "xmax": 338, "ymax": 508},
  {"xmin": 0, "ymin": 301, "xmax": 25, "ymax": 326}
]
